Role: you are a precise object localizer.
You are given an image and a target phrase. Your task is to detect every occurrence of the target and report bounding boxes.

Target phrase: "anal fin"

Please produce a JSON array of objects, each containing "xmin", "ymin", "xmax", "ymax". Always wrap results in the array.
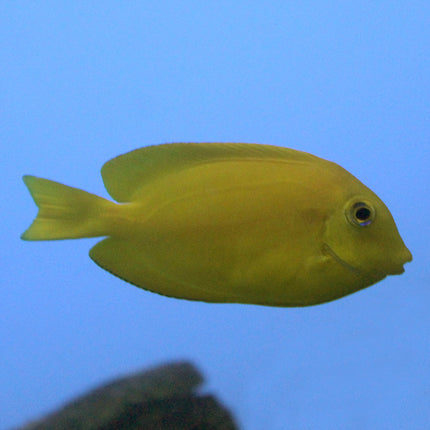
[{"xmin": 89, "ymin": 238, "xmax": 231, "ymax": 303}]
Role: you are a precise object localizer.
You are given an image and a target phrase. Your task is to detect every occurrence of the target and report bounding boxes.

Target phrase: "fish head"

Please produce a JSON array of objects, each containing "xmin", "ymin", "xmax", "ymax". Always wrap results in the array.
[{"xmin": 323, "ymin": 192, "xmax": 412, "ymax": 283}]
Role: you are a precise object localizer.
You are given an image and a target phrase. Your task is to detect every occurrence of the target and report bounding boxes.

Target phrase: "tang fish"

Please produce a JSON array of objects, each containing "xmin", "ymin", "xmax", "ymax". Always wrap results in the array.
[{"xmin": 21, "ymin": 143, "xmax": 412, "ymax": 306}]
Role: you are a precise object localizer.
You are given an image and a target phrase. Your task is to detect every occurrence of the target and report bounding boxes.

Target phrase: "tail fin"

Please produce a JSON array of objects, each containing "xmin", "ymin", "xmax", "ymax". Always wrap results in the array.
[{"xmin": 21, "ymin": 175, "xmax": 114, "ymax": 241}]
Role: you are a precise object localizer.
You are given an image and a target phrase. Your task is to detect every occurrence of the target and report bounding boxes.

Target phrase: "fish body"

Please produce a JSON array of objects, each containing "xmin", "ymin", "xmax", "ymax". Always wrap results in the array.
[{"xmin": 22, "ymin": 143, "xmax": 412, "ymax": 306}]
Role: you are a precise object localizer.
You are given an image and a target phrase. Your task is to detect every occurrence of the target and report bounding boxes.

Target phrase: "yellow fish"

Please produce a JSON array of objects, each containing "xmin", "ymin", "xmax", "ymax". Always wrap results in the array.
[{"xmin": 21, "ymin": 143, "xmax": 412, "ymax": 306}]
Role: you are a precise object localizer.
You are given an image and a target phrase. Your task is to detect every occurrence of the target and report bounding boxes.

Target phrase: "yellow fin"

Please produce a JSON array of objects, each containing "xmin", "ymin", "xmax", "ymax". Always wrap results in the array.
[
  {"xmin": 89, "ymin": 237, "xmax": 237, "ymax": 303},
  {"xmin": 21, "ymin": 175, "xmax": 113, "ymax": 241},
  {"xmin": 101, "ymin": 142, "xmax": 322, "ymax": 202}
]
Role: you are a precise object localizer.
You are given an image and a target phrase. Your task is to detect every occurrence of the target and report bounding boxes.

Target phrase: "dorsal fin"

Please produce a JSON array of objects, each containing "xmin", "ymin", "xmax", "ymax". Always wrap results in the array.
[{"xmin": 101, "ymin": 142, "xmax": 321, "ymax": 202}]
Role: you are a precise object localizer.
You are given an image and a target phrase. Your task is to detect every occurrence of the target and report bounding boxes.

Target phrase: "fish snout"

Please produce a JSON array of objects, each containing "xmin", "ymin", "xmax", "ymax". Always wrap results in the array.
[{"xmin": 386, "ymin": 246, "xmax": 412, "ymax": 275}]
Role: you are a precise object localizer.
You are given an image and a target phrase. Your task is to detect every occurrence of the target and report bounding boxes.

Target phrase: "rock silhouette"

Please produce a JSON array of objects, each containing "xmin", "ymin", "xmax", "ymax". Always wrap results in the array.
[{"xmin": 16, "ymin": 361, "xmax": 238, "ymax": 430}]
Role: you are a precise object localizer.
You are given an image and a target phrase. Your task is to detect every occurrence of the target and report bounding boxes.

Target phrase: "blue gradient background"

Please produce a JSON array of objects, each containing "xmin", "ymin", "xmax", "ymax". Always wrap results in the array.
[{"xmin": 2, "ymin": 2, "xmax": 429, "ymax": 429}]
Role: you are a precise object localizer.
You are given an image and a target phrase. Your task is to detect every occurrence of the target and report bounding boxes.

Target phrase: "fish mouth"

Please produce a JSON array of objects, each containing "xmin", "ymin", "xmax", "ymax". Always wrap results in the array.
[
  {"xmin": 389, "ymin": 266, "xmax": 405, "ymax": 275},
  {"xmin": 322, "ymin": 243, "xmax": 386, "ymax": 281}
]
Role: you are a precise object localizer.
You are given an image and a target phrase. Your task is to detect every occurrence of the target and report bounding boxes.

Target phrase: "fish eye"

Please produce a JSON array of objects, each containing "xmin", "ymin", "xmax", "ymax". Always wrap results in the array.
[{"xmin": 346, "ymin": 201, "xmax": 375, "ymax": 227}]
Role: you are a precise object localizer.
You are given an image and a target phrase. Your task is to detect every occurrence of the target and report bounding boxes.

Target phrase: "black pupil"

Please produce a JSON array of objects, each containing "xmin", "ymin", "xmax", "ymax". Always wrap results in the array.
[{"xmin": 355, "ymin": 207, "xmax": 371, "ymax": 221}]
